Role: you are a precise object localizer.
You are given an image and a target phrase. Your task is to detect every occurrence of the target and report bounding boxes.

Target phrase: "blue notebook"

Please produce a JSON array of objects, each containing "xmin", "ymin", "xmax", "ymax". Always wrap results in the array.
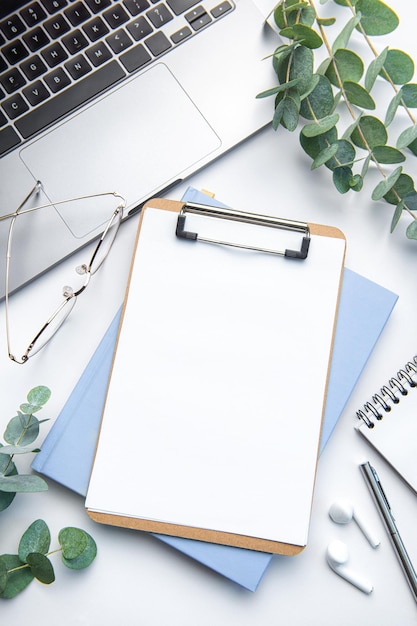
[{"xmin": 32, "ymin": 187, "xmax": 398, "ymax": 591}]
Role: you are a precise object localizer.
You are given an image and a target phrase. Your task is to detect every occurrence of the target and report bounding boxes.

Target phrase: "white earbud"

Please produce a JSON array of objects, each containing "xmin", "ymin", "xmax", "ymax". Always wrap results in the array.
[
  {"xmin": 329, "ymin": 500, "xmax": 380, "ymax": 548},
  {"xmin": 326, "ymin": 540, "xmax": 373, "ymax": 594}
]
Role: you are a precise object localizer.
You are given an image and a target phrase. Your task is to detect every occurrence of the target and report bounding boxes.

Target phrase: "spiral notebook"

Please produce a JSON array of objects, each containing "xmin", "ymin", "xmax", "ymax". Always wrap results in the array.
[
  {"xmin": 356, "ymin": 356, "xmax": 417, "ymax": 493},
  {"xmin": 86, "ymin": 197, "xmax": 346, "ymax": 554}
]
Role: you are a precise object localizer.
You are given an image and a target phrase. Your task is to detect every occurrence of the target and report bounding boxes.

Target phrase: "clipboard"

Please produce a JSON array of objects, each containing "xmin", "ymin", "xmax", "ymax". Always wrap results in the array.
[{"xmin": 86, "ymin": 198, "xmax": 346, "ymax": 555}]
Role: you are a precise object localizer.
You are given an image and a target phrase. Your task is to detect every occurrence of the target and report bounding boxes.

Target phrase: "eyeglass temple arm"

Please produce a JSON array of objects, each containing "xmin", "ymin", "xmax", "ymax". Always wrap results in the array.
[{"xmin": 0, "ymin": 184, "xmax": 126, "ymax": 222}]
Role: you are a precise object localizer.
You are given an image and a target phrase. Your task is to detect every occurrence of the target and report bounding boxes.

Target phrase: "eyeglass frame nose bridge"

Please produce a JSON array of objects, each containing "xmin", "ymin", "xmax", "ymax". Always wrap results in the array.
[{"xmin": 4, "ymin": 185, "xmax": 126, "ymax": 364}]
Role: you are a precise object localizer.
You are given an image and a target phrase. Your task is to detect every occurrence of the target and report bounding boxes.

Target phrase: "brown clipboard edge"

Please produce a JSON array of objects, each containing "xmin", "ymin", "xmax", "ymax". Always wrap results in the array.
[{"xmin": 86, "ymin": 197, "xmax": 346, "ymax": 557}]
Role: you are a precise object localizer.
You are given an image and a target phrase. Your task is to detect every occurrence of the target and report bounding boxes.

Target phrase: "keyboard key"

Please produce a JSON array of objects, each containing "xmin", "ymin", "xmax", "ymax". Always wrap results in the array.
[
  {"xmin": 23, "ymin": 26, "xmax": 50, "ymax": 52},
  {"xmin": 126, "ymin": 16, "xmax": 153, "ymax": 41},
  {"xmin": 0, "ymin": 68, "xmax": 26, "ymax": 94},
  {"xmin": 40, "ymin": 0, "xmax": 68, "ymax": 14},
  {"xmin": 41, "ymin": 41, "xmax": 68, "ymax": 67},
  {"xmin": 20, "ymin": 2, "xmax": 47, "ymax": 26},
  {"xmin": 0, "ymin": 125, "xmax": 21, "ymax": 156},
  {"xmin": 64, "ymin": 2, "xmax": 91, "ymax": 26},
  {"xmin": 2, "ymin": 93, "xmax": 29, "ymax": 119},
  {"xmin": 0, "ymin": 110, "xmax": 7, "ymax": 126},
  {"xmin": 44, "ymin": 66, "xmax": 70, "ymax": 91},
  {"xmin": 44, "ymin": 14, "xmax": 71, "ymax": 39},
  {"xmin": 120, "ymin": 42, "xmax": 151, "ymax": 72},
  {"xmin": 3, "ymin": 39, "xmax": 30, "ymax": 64},
  {"xmin": 0, "ymin": 15, "xmax": 26, "ymax": 40},
  {"xmin": 211, "ymin": 1, "xmax": 232, "ymax": 17},
  {"xmin": 103, "ymin": 4, "xmax": 130, "ymax": 29},
  {"xmin": 167, "ymin": 0, "xmax": 198, "ymax": 15},
  {"xmin": 22, "ymin": 79, "xmax": 50, "ymax": 105},
  {"xmin": 185, "ymin": 5, "xmax": 211, "ymax": 29},
  {"xmin": 171, "ymin": 25, "xmax": 191, "ymax": 43},
  {"xmin": 85, "ymin": 0, "xmax": 112, "ymax": 14},
  {"xmin": 106, "ymin": 29, "xmax": 133, "ymax": 53},
  {"xmin": 15, "ymin": 60, "xmax": 125, "ymax": 138},
  {"xmin": 145, "ymin": 31, "xmax": 171, "ymax": 56},
  {"xmin": 85, "ymin": 41, "xmax": 112, "ymax": 66},
  {"xmin": 123, "ymin": 0, "xmax": 150, "ymax": 16},
  {"xmin": 0, "ymin": 55, "xmax": 7, "ymax": 73},
  {"xmin": 83, "ymin": 16, "xmax": 109, "ymax": 41},
  {"xmin": 64, "ymin": 54, "xmax": 92, "ymax": 80},
  {"xmin": 20, "ymin": 54, "xmax": 47, "ymax": 80},
  {"xmin": 146, "ymin": 3, "xmax": 173, "ymax": 27},
  {"xmin": 62, "ymin": 28, "xmax": 89, "ymax": 54}
]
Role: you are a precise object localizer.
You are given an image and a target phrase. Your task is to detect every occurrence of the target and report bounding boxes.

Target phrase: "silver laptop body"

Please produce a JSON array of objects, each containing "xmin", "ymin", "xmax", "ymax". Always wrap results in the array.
[{"xmin": 0, "ymin": 0, "xmax": 278, "ymax": 298}]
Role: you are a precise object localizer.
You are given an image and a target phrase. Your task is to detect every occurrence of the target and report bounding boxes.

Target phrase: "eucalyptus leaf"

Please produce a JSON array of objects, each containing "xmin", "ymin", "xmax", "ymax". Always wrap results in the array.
[
  {"xmin": 311, "ymin": 143, "xmax": 339, "ymax": 169},
  {"xmin": 372, "ymin": 145, "xmax": 405, "ymax": 164},
  {"xmin": 402, "ymin": 191, "xmax": 417, "ymax": 212},
  {"xmin": 334, "ymin": 0, "xmax": 359, "ymax": 6},
  {"xmin": 0, "ymin": 473, "xmax": 48, "ymax": 493},
  {"xmin": 351, "ymin": 115, "xmax": 387, "ymax": 149},
  {"xmin": 302, "ymin": 113, "xmax": 339, "ymax": 137},
  {"xmin": 385, "ymin": 91, "xmax": 403, "ymax": 127},
  {"xmin": 26, "ymin": 553, "xmax": 55, "ymax": 584},
  {"xmin": 406, "ymin": 219, "xmax": 417, "ymax": 239},
  {"xmin": 397, "ymin": 125, "xmax": 417, "ymax": 150},
  {"xmin": 365, "ymin": 47, "xmax": 388, "ymax": 91},
  {"xmin": 0, "ymin": 445, "xmax": 40, "ymax": 455},
  {"xmin": 58, "ymin": 527, "xmax": 88, "ymax": 560},
  {"xmin": 355, "ymin": 0, "xmax": 399, "ymax": 36},
  {"xmin": 400, "ymin": 84, "xmax": 417, "ymax": 108},
  {"xmin": 372, "ymin": 166, "xmax": 403, "ymax": 201},
  {"xmin": 300, "ymin": 74, "xmax": 334, "ymax": 119},
  {"xmin": 279, "ymin": 95, "xmax": 300, "ymax": 131},
  {"xmin": 19, "ymin": 520, "xmax": 51, "ymax": 562},
  {"xmin": 0, "ymin": 555, "xmax": 34, "ymax": 599},
  {"xmin": 61, "ymin": 532, "xmax": 97, "ymax": 570},
  {"xmin": 343, "ymin": 81, "xmax": 375, "ymax": 109},
  {"xmin": 333, "ymin": 166, "xmax": 353, "ymax": 193},
  {"xmin": 350, "ymin": 174, "xmax": 364, "ymax": 191},
  {"xmin": 326, "ymin": 139, "xmax": 356, "ymax": 171},
  {"xmin": 390, "ymin": 200, "xmax": 404, "ymax": 232},
  {"xmin": 256, "ymin": 78, "xmax": 301, "ymax": 99},
  {"xmin": 280, "ymin": 24, "xmax": 323, "ymax": 49},
  {"xmin": 26, "ymin": 386, "xmax": 51, "ymax": 408},
  {"xmin": 332, "ymin": 14, "xmax": 362, "ymax": 52},
  {"xmin": 384, "ymin": 173, "xmax": 415, "ymax": 205},
  {"xmin": 317, "ymin": 17, "xmax": 335, "ymax": 26},
  {"xmin": 325, "ymin": 49, "xmax": 364, "ymax": 86},
  {"xmin": 380, "ymin": 49, "xmax": 414, "ymax": 85},
  {"xmin": 299, "ymin": 127, "xmax": 338, "ymax": 160},
  {"xmin": 3, "ymin": 413, "xmax": 40, "ymax": 446}
]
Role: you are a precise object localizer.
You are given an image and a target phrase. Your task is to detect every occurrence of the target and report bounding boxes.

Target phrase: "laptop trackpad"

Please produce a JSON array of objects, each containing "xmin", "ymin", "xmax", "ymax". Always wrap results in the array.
[{"xmin": 20, "ymin": 63, "xmax": 221, "ymax": 238}]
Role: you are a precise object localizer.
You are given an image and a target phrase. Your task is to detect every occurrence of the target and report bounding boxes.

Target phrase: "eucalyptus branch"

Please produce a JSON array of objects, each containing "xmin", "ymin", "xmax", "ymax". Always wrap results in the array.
[
  {"xmin": 0, "ymin": 520, "xmax": 97, "ymax": 599},
  {"xmin": 257, "ymin": 0, "xmax": 417, "ymax": 240},
  {"xmin": 0, "ymin": 386, "xmax": 51, "ymax": 512}
]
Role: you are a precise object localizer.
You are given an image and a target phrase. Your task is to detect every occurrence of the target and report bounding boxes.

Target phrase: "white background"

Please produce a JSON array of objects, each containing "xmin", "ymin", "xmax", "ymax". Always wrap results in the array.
[{"xmin": 1, "ymin": 0, "xmax": 417, "ymax": 623}]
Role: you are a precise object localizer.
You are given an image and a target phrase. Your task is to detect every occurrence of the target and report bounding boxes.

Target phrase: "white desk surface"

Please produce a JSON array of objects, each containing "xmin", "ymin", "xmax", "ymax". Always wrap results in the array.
[{"xmin": 1, "ymin": 0, "xmax": 417, "ymax": 622}]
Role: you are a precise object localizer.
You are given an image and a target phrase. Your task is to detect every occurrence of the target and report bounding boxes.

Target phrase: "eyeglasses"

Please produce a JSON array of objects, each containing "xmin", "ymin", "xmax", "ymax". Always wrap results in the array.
[{"xmin": 2, "ymin": 181, "xmax": 126, "ymax": 364}]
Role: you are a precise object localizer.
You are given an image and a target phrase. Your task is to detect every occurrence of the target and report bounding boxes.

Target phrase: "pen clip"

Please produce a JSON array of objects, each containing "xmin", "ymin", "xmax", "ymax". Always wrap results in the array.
[{"xmin": 369, "ymin": 464, "xmax": 393, "ymax": 515}]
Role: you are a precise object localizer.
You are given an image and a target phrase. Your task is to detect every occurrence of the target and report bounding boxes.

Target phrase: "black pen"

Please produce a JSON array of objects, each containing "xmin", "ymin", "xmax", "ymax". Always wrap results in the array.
[{"xmin": 360, "ymin": 461, "xmax": 417, "ymax": 603}]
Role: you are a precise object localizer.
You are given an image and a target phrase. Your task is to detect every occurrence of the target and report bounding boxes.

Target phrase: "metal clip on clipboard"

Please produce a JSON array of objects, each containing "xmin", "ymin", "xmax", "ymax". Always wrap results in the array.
[{"xmin": 175, "ymin": 203, "xmax": 311, "ymax": 259}]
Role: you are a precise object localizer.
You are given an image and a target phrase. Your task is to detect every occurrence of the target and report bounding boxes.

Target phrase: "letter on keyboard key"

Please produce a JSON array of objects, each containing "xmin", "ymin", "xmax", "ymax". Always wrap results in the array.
[
  {"xmin": 0, "ymin": 125, "xmax": 21, "ymax": 156},
  {"xmin": 15, "ymin": 60, "xmax": 126, "ymax": 139}
]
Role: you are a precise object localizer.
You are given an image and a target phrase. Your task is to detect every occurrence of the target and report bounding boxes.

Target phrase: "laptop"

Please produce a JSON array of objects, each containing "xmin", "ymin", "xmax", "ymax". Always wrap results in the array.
[{"xmin": 0, "ymin": 0, "xmax": 278, "ymax": 299}]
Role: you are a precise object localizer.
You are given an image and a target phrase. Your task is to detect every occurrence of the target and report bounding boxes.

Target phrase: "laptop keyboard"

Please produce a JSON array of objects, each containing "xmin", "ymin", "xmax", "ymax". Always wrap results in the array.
[{"xmin": 0, "ymin": 0, "xmax": 233, "ymax": 157}]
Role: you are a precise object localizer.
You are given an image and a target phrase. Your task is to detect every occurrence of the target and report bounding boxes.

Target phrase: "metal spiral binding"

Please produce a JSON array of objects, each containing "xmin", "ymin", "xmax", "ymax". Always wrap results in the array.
[{"xmin": 356, "ymin": 356, "xmax": 417, "ymax": 428}]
